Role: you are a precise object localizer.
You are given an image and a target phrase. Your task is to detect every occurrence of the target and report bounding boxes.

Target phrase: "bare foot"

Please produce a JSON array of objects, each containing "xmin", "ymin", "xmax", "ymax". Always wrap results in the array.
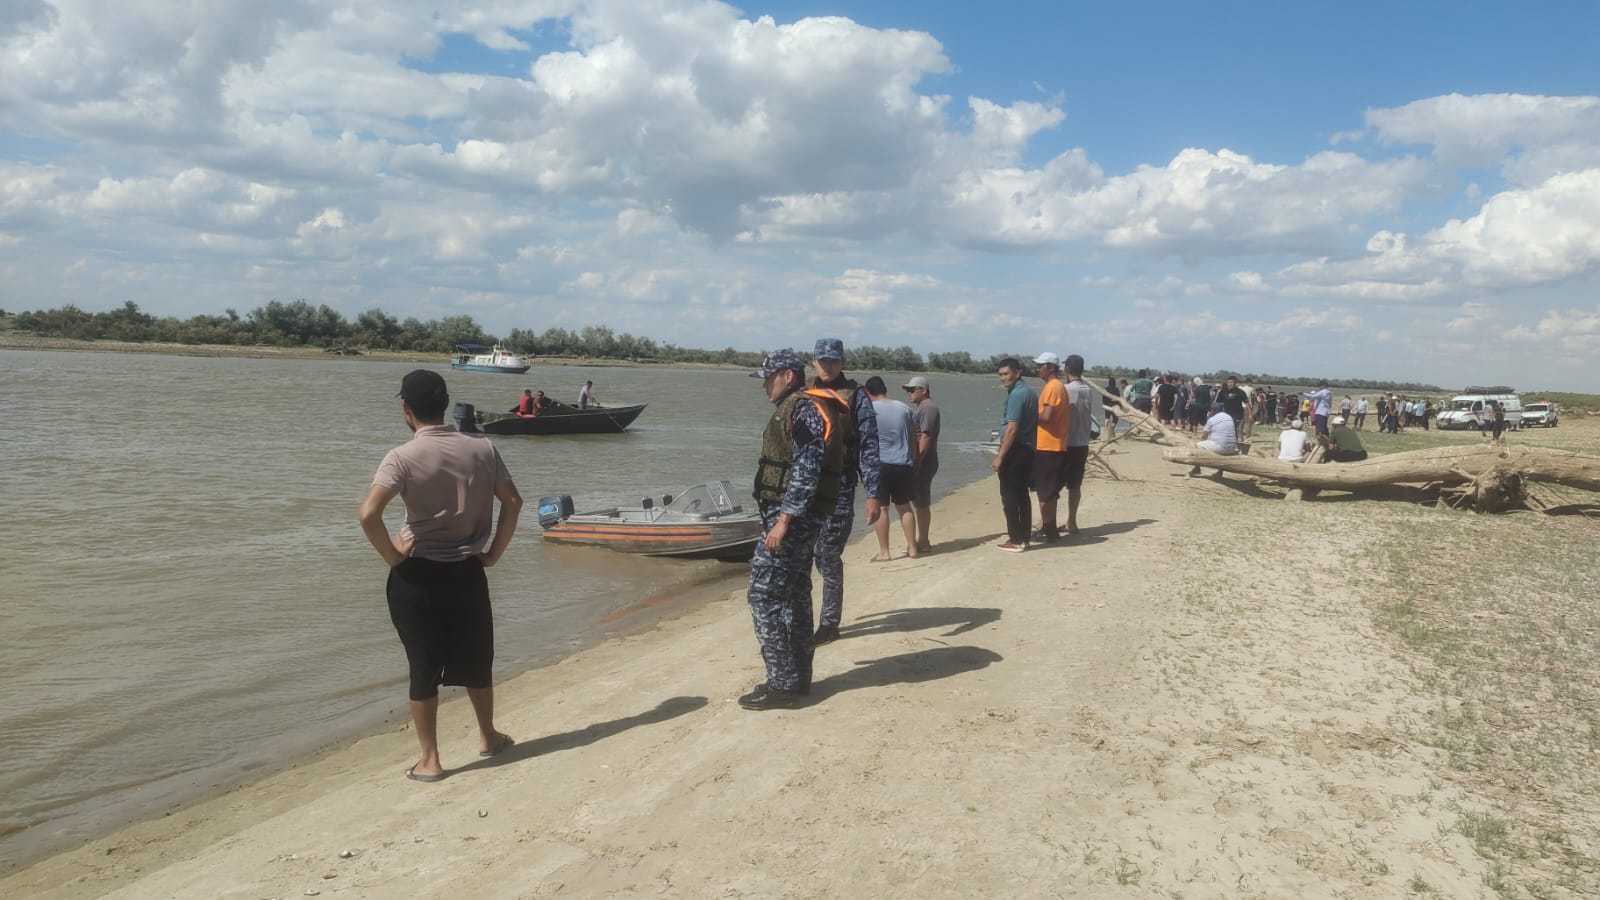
[{"xmin": 869, "ymin": 553, "xmax": 893, "ymax": 562}]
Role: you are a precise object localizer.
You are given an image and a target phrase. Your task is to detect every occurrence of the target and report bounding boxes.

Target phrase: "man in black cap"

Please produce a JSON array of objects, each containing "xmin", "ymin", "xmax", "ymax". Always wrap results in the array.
[
  {"xmin": 359, "ymin": 369, "xmax": 523, "ymax": 781},
  {"xmin": 808, "ymin": 338, "xmax": 880, "ymax": 646},
  {"xmin": 742, "ymin": 349, "xmax": 845, "ymax": 709}
]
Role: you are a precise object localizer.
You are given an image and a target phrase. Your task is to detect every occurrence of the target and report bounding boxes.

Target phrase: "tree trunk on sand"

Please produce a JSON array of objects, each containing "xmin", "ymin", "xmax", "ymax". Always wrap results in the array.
[
  {"xmin": 1162, "ymin": 443, "xmax": 1600, "ymax": 495},
  {"xmin": 1283, "ymin": 445, "xmax": 1326, "ymax": 502},
  {"xmin": 1086, "ymin": 381, "xmax": 1184, "ymax": 446}
]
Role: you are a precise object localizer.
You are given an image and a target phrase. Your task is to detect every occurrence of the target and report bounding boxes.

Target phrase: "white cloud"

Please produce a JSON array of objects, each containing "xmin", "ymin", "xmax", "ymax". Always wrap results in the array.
[
  {"xmin": 817, "ymin": 268, "xmax": 938, "ymax": 312},
  {"xmin": 1, "ymin": 2, "xmax": 1599, "ymax": 386},
  {"xmin": 1366, "ymin": 93, "xmax": 1600, "ymax": 173}
]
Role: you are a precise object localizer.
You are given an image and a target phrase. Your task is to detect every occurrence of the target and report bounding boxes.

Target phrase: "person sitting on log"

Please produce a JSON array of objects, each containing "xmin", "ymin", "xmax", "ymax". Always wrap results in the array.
[
  {"xmin": 1325, "ymin": 416, "xmax": 1368, "ymax": 462},
  {"xmin": 1189, "ymin": 401, "xmax": 1239, "ymax": 476},
  {"xmin": 1277, "ymin": 418, "xmax": 1310, "ymax": 461}
]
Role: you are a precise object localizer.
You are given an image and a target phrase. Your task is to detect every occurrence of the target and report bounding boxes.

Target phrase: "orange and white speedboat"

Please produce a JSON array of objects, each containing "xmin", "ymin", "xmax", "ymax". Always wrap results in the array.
[{"xmin": 538, "ymin": 480, "xmax": 760, "ymax": 561}]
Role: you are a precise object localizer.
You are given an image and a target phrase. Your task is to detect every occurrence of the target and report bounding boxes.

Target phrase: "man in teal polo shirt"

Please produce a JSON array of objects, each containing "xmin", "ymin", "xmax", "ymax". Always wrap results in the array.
[{"xmin": 991, "ymin": 357, "xmax": 1037, "ymax": 552}]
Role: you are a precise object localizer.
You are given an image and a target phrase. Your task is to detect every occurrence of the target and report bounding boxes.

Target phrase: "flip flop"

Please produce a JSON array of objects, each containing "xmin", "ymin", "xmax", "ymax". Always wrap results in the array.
[
  {"xmin": 480, "ymin": 733, "xmax": 515, "ymax": 758},
  {"xmin": 406, "ymin": 766, "xmax": 445, "ymax": 783}
]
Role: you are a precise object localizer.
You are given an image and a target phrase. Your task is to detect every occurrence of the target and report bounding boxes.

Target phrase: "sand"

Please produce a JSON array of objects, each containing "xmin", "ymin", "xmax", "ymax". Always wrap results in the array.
[{"xmin": 3, "ymin": 437, "xmax": 1503, "ymax": 898}]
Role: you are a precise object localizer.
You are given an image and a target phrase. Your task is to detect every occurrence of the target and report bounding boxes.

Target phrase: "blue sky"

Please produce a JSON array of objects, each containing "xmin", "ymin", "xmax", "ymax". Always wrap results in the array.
[{"xmin": 2, "ymin": 0, "xmax": 1599, "ymax": 388}]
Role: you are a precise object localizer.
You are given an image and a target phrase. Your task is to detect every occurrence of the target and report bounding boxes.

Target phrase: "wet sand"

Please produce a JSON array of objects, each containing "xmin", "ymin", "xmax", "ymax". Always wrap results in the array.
[{"xmin": 3, "ymin": 437, "xmax": 1500, "ymax": 898}]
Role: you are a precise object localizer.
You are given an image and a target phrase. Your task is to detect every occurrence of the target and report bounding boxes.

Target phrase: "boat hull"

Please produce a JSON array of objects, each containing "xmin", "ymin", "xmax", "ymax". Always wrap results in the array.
[
  {"xmin": 478, "ymin": 404, "xmax": 646, "ymax": 435},
  {"xmin": 451, "ymin": 362, "xmax": 531, "ymax": 374},
  {"xmin": 541, "ymin": 516, "xmax": 759, "ymax": 560}
]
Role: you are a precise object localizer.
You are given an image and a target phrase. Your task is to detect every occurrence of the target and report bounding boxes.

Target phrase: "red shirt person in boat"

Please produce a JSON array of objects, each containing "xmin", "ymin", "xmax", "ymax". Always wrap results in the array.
[{"xmin": 513, "ymin": 390, "xmax": 547, "ymax": 418}]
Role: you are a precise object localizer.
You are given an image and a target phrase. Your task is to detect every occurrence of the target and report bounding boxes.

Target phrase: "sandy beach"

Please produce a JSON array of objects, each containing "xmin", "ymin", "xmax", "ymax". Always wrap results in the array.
[{"xmin": 8, "ymin": 429, "xmax": 1598, "ymax": 898}]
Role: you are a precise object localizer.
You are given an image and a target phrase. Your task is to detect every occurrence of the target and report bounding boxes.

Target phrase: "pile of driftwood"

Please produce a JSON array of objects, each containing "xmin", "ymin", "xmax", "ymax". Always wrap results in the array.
[{"xmin": 1164, "ymin": 442, "xmax": 1600, "ymax": 512}]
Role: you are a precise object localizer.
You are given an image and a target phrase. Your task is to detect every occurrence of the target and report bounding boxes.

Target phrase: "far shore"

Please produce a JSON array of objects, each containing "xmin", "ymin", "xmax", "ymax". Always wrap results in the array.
[{"xmin": 0, "ymin": 333, "xmax": 716, "ymax": 369}]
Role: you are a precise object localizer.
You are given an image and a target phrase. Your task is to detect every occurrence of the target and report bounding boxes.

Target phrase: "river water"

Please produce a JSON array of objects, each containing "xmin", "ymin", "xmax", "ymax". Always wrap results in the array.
[{"xmin": 0, "ymin": 349, "xmax": 1008, "ymax": 871}]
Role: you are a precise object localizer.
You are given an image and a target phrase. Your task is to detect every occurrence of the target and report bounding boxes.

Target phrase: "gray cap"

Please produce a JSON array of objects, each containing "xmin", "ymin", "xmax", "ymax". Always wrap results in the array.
[
  {"xmin": 902, "ymin": 376, "xmax": 929, "ymax": 390},
  {"xmin": 752, "ymin": 349, "xmax": 806, "ymax": 378},
  {"xmin": 813, "ymin": 338, "xmax": 844, "ymax": 360}
]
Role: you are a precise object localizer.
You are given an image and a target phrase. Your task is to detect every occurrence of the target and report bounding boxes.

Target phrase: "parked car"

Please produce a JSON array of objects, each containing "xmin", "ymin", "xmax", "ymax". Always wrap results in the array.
[{"xmin": 1521, "ymin": 402, "xmax": 1559, "ymax": 428}]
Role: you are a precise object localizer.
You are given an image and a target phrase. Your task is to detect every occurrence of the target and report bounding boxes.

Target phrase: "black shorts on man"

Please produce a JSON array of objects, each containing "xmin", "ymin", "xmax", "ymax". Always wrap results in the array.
[
  {"xmin": 1063, "ymin": 445, "xmax": 1089, "ymax": 491},
  {"xmin": 876, "ymin": 463, "xmax": 916, "ymax": 505},
  {"xmin": 1031, "ymin": 449, "xmax": 1067, "ymax": 501},
  {"xmin": 386, "ymin": 557, "xmax": 494, "ymax": 701}
]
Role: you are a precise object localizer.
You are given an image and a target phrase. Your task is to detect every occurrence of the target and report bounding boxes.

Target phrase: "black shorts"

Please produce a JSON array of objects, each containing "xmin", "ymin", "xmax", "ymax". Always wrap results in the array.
[
  {"xmin": 1031, "ymin": 449, "xmax": 1067, "ymax": 501},
  {"xmin": 1063, "ymin": 444, "xmax": 1089, "ymax": 491},
  {"xmin": 1187, "ymin": 405, "xmax": 1206, "ymax": 427},
  {"xmin": 912, "ymin": 454, "xmax": 938, "ymax": 508},
  {"xmin": 877, "ymin": 463, "xmax": 916, "ymax": 505},
  {"xmin": 1132, "ymin": 398, "xmax": 1152, "ymax": 414},
  {"xmin": 386, "ymin": 557, "xmax": 494, "ymax": 701}
]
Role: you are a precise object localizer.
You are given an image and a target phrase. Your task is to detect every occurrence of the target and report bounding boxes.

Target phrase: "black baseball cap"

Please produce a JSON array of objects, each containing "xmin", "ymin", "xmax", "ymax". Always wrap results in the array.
[{"xmin": 397, "ymin": 369, "xmax": 449, "ymax": 403}]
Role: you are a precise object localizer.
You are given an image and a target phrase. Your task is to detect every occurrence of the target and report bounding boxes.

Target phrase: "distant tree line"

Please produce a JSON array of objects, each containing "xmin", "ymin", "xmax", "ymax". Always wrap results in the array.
[{"xmin": 4, "ymin": 300, "xmax": 1440, "ymax": 390}]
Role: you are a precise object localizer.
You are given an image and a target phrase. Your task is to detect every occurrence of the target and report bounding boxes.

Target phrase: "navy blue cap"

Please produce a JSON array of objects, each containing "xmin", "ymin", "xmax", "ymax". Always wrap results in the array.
[
  {"xmin": 752, "ymin": 349, "xmax": 807, "ymax": 378},
  {"xmin": 813, "ymin": 338, "xmax": 844, "ymax": 360}
]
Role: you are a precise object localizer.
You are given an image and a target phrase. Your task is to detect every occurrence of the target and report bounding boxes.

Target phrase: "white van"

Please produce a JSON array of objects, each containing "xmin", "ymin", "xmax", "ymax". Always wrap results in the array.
[{"xmin": 1435, "ymin": 386, "xmax": 1521, "ymax": 430}]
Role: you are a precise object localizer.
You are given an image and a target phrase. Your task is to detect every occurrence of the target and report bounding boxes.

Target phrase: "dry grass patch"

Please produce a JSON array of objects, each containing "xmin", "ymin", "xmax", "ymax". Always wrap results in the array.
[{"xmin": 1359, "ymin": 504, "xmax": 1600, "ymax": 897}]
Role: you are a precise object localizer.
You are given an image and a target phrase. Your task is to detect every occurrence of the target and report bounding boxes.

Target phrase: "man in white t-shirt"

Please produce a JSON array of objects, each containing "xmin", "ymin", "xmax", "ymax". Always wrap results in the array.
[
  {"xmin": 1277, "ymin": 419, "xmax": 1310, "ymax": 461},
  {"xmin": 1189, "ymin": 401, "xmax": 1239, "ymax": 476}
]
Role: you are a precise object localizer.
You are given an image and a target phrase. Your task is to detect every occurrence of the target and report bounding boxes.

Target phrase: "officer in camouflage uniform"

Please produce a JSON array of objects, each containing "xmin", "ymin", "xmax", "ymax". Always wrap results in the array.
[
  {"xmin": 740, "ymin": 349, "xmax": 847, "ymax": 710},
  {"xmin": 809, "ymin": 338, "xmax": 881, "ymax": 646}
]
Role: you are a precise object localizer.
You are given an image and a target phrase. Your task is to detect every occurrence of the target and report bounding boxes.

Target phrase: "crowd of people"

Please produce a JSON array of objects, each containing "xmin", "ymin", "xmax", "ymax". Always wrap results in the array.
[{"xmin": 361, "ymin": 350, "xmax": 1484, "ymax": 780}]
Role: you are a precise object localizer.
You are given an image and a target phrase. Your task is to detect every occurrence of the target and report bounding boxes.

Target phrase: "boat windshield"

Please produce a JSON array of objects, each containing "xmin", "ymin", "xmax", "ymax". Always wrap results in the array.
[{"xmin": 667, "ymin": 481, "xmax": 740, "ymax": 516}]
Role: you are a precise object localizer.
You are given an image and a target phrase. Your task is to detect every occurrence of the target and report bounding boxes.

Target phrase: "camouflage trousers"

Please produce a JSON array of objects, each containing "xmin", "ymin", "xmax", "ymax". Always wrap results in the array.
[
  {"xmin": 813, "ymin": 483, "xmax": 856, "ymax": 629},
  {"xmin": 748, "ymin": 504, "xmax": 825, "ymax": 693}
]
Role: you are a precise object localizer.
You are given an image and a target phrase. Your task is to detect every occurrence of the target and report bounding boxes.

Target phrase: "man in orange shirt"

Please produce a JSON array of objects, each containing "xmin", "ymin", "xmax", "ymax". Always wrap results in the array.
[{"xmin": 1031, "ymin": 352, "xmax": 1070, "ymax": 543}]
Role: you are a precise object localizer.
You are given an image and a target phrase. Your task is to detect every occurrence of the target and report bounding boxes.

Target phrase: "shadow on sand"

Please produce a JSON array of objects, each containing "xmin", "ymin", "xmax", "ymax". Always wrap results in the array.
[
  {"xmin": 1025, "ymin": 517, "xmax": 1157, "ymax": 551},
  {"xmin": 810, "ymin": 645, "xmax": 1002, "ymax": 701},
  {"xmin": 462, "ymin": 695, "xmax": 708, "ymax": 774},
  {"xmin": 841, "ymin": 606, "xmax": 1002, "ymax": 641}
]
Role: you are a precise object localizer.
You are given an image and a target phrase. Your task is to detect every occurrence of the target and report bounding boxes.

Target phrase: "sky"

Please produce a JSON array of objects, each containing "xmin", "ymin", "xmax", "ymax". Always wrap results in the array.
[{"xmin": 2, "ymin": 0, "xmax": 1598, "ymax": 389}]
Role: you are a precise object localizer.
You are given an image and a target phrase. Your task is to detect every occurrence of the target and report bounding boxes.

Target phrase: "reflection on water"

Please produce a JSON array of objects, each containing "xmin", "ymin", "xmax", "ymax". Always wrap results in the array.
[{"xmin": 0, "ymin": 349, "xmax": 1003, "ymax": 870}]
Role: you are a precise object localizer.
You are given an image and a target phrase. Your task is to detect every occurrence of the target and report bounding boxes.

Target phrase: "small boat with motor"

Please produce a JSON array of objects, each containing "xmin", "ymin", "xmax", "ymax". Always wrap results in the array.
[
  {"xmin": 450, "ymin": 343, "xmax": 531, "ymax": 374},
  {"xmin": 538, "ymin": 480, "xmax": 761, "ymax": 560},
  {"xmin": 452, "ymin": 401, "xmax": 646, "ymax": 435}
]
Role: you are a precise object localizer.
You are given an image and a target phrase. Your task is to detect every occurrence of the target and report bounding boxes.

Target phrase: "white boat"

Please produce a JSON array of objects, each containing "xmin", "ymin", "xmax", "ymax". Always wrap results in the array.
[{"xmin": 450, "ymin": 343, "xmax": 531, "ymax": 374}]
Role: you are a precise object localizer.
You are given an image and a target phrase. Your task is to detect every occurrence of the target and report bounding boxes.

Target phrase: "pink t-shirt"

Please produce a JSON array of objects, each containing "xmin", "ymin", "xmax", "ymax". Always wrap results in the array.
[{"xmin": 372, "ymin": 425, "xmax": 514, "ymax": 562}]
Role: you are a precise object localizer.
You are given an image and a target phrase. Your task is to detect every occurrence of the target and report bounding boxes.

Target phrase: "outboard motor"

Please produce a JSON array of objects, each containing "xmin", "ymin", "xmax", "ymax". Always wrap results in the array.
[
  {"xmin": 452, "ymin": 401, "xmax": 480, "ymax": 433},
  {"xmin": 537, "ymin": 495, "xmax": 574, "ymax": 528}
]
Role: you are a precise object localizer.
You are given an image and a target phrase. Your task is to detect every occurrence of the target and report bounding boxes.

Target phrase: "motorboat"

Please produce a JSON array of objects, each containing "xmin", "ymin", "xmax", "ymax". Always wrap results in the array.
[
  {"xmin": 538, "ymin": 480, "xmax": 761, "ymax": 560},
  {"xmin": 450, "ymin": 343, "xmax": 531, "ymax": 374},
  {"xmin": 453, "ymin": 401, "xmax": 646, "ymax": 435}
]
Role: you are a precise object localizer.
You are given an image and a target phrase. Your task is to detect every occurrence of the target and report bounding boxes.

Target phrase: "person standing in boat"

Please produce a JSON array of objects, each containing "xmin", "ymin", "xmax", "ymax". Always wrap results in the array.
[
  {"xmin": 578, "ymin": 380, "xmax": 597, "ymax": 409},
  {"xmin": 741, "ymin": 349, "xmax": 844, "ymax": 710},
  {"xmin": 807, "ymin": 338, "xmax": 881, "ymax": 647},
  {"xmin": 359, "ymin": 370, "xmax": 523, "ymax": 781}
]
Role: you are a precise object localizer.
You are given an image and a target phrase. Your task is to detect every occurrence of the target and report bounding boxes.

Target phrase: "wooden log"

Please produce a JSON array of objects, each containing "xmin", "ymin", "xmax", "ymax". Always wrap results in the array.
[
  {"xmin": 1284, "ymin": 445, "xmax": 1326, "ymax": 501},
  {"xmin": 1162, "ymin": 443, "xmax": 1600, "ymax": 494}
]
